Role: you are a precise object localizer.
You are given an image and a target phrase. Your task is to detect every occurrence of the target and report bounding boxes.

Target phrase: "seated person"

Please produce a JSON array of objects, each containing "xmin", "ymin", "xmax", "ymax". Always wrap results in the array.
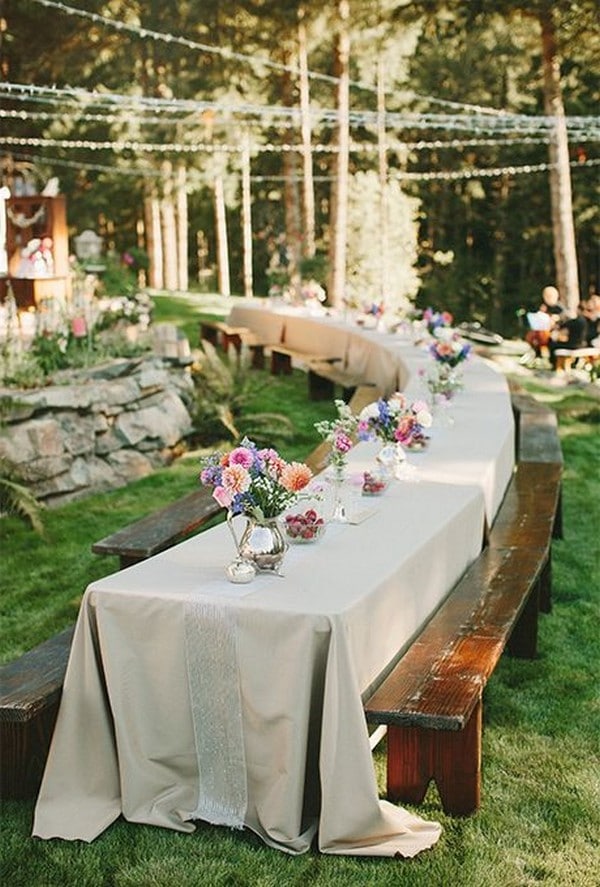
[
  {"xmin": 525, "ymin": 286, "xmax": 567, "ymax": 357},
  {"xmin": 548, "ymin": 302, "xmax": 588, "ymax": 368},
  {"xmin": 582, "ymin": 295, "xmax": 600, "ymax": 346}
]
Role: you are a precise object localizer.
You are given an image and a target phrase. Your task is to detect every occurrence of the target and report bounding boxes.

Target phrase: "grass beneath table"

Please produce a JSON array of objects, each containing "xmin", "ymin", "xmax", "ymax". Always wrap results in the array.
[{"xmin": 1, "ymin": 317, "xmax": 599, "ymax": 885}]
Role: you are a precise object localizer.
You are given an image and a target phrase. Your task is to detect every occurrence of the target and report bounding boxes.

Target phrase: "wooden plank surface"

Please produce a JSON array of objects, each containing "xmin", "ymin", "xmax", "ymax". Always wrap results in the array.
[{"xmin": 92, "ymin": 487, "xmax": 224, "ymax": 563}]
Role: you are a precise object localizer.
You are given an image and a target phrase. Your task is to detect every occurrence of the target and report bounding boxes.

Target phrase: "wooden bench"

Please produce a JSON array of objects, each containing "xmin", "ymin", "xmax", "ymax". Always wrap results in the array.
[
  {"xmin": 364, "ymin": 401, "xmax": 563, "ymax": 816},
  {"xmin": 0, "ymin": 489, "xmax": 226, "ymax": 798},
  {"xmin": 307, "ymin": 360, "xmax": 368, "ymax": 402},
  {"xmin": 364, "ymin": 544, "xmax": 545, "ymax": 815},
  {"xmin": 553, "ymin": 346, "xmax": 600, "ymax": 373},
  {"xmin": 270, "ymin": 344, "xmax": 336, "ymax": 376},
  {"xmin": 199, "ymin": 320, "xmax": 250, "ymax": 358},
  {"xmin": 92, "ymin": 487, "xmax": 225, "ymax": 569},
  {"xmin": 0, "ymin": 626, "xmax": 74, "ymax": 799},
  {"xmin": 510, "ymin": 387, "xmax": 564, "ymax": 544},
  {"xmin": 239, "ymin": 329, "xmax": 270, "ymax": 370}
]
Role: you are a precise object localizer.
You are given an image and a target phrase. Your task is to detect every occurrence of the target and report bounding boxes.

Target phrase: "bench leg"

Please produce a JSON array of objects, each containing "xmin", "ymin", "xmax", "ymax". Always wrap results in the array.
[
  {"xmin": 553, "ymin": 487, "xmax": 563, "ymax": 540},
  {"xmin": 538, "ymin": 552, "xmax": 552, "ymax": 614},
  {"xmin": 508, "ymin": 575, "xmax": 540, "ymax": 657},
  {"xmin": 308, "ymin": 369, "xmax": 335, "ymax": 401},
  {"xmin": 221, "ymin": 332, "xmax": 243, "ymax": 359},
  {"xmin": 271, "ymin": 351, "xmax": 292, "ymax": 375},
  {"xmin": 249, "ymin": 344, "xmax": 265, "ymax": 370},
  {"xmin": 200, "ymin": 324, "xmax": 220, "ymax": 347},
  {"xmin": 386, "ymin": 699, "xmax": 482, "ymax": 816},
  {"xmin": 0, "ymin": 702, "xmax": 62, "ymax": 800}
]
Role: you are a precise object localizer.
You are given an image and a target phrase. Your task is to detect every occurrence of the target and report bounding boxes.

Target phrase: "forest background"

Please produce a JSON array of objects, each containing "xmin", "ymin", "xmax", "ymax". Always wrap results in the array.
[{"xmin": 1, "ymin": 0, "xmax": 599, "ymax": 337}]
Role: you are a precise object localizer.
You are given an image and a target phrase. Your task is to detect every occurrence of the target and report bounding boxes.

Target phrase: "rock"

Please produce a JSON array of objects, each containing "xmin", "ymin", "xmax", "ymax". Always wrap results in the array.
[{"xmin": 0, "ymin": 357, "xmax": 195, "ymax": 504}]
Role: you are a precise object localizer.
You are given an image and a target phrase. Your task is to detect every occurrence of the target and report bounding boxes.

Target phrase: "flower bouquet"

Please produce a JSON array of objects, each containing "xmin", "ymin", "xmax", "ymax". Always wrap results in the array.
[
  {"xmin": 357, "ymin": 393, "xmax": 433, "ymax": 450},
  {"xmin": 199, "ymin": 439, "xmax": 313, "ymax": 575},
  {"xmin": 429, "ymin": 335, "xmax": 471, "ymax": 369},
  {"xmin": 358, "ymin": 394, "xmax": 433, "ymax": 480},
  {"xmin": 314, "ymin": 400, "xmax": 358, "ymax": 521},
  {"xmin": 422, "ymin": 307, "xmax": 453, "ymax": 337},
  {"xmin": 199, "ymin": 438, "xmax": 312, "ymax": 521},
  {"xmin": 314, "ymin": 399, "xmax": 358, "ymax": 476}
]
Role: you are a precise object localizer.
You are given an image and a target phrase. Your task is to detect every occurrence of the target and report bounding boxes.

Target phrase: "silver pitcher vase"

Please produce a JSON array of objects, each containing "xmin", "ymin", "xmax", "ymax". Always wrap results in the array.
[{"xmin": 227, "ymin": 512, "xmax": 288, "ymax": 573}]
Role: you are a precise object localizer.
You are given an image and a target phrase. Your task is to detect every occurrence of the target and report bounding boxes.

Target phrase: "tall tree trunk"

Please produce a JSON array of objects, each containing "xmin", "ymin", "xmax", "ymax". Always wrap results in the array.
[
  {"xmin": 214, "ymin": 173, "xmax": 230, "ymax": 296},
  {"xmin": 160, "ymin": 160, "xmax": 178, "ymax": 292},
  {"xmin": 175, "ymin": 162, "xmax": 188, "ymax": 293},
  {"xmin": 241, "ymin": 136, "xmax": 253, "ymax": 298},
  {"xmin": 540, "ymin": 8, "xmax": 579, "ymax": 315},
  {"xmin": 377, "ymin": 55, "xmax": 388, "ymax": 301},
  {"xmin": 298, "ymin": 6, "xmax": 316, "ymax": 261},
  {"xmin": 144, "ymin": 182, "xmax": 163, "ymax": 290},
  {"xmin": 281, "ymin": 64, "xmax": 301, "ymax": 288},
  {"xmin": 327, "ymin": 0, "xmax": 351, "ymax": 308}
]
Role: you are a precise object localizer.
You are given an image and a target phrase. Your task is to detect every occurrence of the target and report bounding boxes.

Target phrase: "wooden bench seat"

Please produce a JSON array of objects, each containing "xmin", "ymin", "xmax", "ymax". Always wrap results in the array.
[
  {"xmin": 270, "ymin": 344, "xmax": 338, "ymax": 376},
  {"xmin": 239, "ymin": 329, "xmax": 270, "ymax": 369},
  {"xmin": 200, "ymin": 320, "xmax": 250, "ymax": 358},
  {"xmin": 92, "ymin": 487, "xmax": 225, "ymax": 569},
  {"xmin": 364, "ymin": 445, "xmax": 562, "ymax": 817},
  {"xmin": 364, "ymin": 544, "xmax": 545, "ymax": 815},
  {"xmin": 553, "ymin": 346, "xmax": 600, "ymax": 372},
  {"xmin": 0, "ymin": 626, "xmax": 74, "ymax": 799},
  {"xmin": 488, "ymin": 461, "xmax": 562, "ymax": 614},
  {"xmin": 307, "ymin": 360, "xmax": 367, "ymax": 401}
]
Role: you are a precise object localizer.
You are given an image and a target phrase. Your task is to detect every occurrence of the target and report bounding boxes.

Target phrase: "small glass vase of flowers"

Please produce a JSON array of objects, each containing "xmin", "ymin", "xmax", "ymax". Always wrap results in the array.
[
  {"xmin": 314, "ymin": 400, "xmax": 358, "ymax": 522},
  {"xmin": 357, "ymin": 394, "xmax": 433, "ymax": 479},
  {"xmin": 428, "ymin": 334, "xmax": 471, "ymax": 399},
  {"xmin": 422, "ymin": 307, "xmax": 454, "ymax": 337}
]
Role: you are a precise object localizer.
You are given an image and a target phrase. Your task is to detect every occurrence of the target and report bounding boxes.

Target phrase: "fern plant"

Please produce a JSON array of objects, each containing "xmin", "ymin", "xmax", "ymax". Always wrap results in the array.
[
  {"xmin": 0, "ymin": 396, "xmax": 45, "ymax": 533},
  {"xmin": 190, "ymin": 341, "xmax": 294, "ymax": 447}
]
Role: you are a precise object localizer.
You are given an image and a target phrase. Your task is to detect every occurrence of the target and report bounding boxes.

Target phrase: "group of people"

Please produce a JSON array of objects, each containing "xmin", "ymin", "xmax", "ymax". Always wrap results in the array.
[{"xmin": 525, "ymin": 286, "xmax": 600, "ymax": 369}]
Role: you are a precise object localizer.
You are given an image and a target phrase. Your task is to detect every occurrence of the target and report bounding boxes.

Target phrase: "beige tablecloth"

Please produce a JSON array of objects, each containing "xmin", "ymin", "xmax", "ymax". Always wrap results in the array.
[{"xmin": 33, "ymin": 310, "xmax": 515, "ymax": 858}]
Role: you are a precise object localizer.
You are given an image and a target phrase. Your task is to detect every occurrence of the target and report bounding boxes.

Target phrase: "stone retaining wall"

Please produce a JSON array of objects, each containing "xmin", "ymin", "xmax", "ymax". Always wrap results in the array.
[{"xmin": 0, "ymin": 357, "xmax": 195, "ymax": 506}]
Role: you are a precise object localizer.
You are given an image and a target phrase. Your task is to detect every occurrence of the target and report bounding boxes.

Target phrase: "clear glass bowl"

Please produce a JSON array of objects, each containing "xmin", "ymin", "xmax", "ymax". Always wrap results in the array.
[{"xmin": 283, "ymin": 511, "xmax": 327, "ymax": 544}]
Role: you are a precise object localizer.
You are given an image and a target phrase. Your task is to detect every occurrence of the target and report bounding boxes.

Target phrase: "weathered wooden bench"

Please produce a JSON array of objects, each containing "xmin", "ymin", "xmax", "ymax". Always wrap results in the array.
[
  {"xmin": 270, "ymin": 343, "xmax": 335, "ymax": 376},
  {"xmin": 553, "ymin": 346, "xmax": 600, "ymax": 373},
  {"xmin": 510, "ymin": 386, "xmax": 564, "ymax": 545},
  {"xmin": 92, "ymin": 487, "xmax": 225, "ymax": 569},
  {"xmin": 364, "ymin": 397, "xmax": 563, "ymax": 816},
  {"xmin": 307, "ymin": 359, "xmax": 368, "ymax": 402},
  {"xmin": 270, "ymin": 345, "xmax": 369, "ymax": 402},
  {"xmin": 0, "ymin": 626, "xmax": 75, "ymax": 799},
  {"xmin": 199, "ymin": 319, "xmax": 250, "ymax": 358},
  {"xmin": 1, "ymin": 489, "xmax": 226, "ymax": 798}
]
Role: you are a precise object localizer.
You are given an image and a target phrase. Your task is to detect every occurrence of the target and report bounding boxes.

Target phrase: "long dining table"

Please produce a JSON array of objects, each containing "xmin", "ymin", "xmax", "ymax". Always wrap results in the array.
[{"xmin": 32, "ymin": 305, "xmax": 515, "ymax": 858}]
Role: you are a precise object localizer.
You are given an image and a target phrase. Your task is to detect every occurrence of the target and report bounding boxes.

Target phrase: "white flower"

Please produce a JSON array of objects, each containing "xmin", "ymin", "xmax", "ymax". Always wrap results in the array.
[
  {"xmin": 359, "ymin": 401, "xmax": 380, "ymax": 422},
  {"xmin": 415, "ymin": 408, "xmax": 433, "ymax": 428}
]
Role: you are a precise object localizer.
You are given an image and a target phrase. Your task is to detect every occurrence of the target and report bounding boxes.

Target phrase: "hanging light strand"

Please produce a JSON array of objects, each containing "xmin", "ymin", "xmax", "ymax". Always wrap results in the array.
[
  {"xmin": 392, "ymin": 157, "xmax": 600, "ymax": 181},
  {"xmin": 2, "ymin": 82, "xmax": 599, "ymax": 138}
]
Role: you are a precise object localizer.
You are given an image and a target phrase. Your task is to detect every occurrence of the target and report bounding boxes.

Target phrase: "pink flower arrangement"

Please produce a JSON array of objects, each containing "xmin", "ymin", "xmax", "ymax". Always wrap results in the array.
[
  {"xmin": 199, "ymin": 439, "xmax": 312, "ymax": 520},
  {"xmin": 314, "ymin": 400, "xmax": 358, "ymax": 472},
  {"xmin": 429, "ymin": 336, "xmax": 471, "ymax": 368},
  {"xmin": 422, "ymin": 307, "xmax": 453, "ymax": 336},
  {"xmin": 358, "ymin": 393, "xmax": 433, "ymax": 447}
]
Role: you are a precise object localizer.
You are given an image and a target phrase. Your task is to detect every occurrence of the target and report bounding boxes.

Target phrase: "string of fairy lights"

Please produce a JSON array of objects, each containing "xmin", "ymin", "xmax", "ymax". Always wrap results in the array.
[
  {"xmin": 8, "ymin": 149, "xmax": 598, "ymax": 185},
  {"xmin": 4, "ymin": 2, "xmax": 599, "ymax": 184},
  {"xmin": 3, "ymin": 82, "xmax": 599, "ymax": 135},
  {"xmin": 23, "ymin": 0, "xmax": 520, "ymax": 116}
]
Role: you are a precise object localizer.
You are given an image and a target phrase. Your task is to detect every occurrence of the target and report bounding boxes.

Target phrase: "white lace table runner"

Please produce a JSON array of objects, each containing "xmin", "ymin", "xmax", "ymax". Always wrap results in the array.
[{"xmin": 184, "ymin": 595, "xmax": 248, "ymax": 829}]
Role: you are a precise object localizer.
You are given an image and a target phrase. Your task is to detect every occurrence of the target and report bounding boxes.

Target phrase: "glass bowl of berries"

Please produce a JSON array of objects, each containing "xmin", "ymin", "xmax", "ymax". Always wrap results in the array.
[
  {"xmin": 361, "ymin": 471, "xmax": 389, "ymax": 496},
  {"xmin": 283, "ymin": 509, "xmax": 326, "ymax": 544}
]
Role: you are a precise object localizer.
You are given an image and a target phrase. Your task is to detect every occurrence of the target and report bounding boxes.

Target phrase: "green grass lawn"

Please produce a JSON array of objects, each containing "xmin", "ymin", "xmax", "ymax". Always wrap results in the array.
[{"xmin": 1, "ymin": 302, "xmax": 599, "ymax": 886}]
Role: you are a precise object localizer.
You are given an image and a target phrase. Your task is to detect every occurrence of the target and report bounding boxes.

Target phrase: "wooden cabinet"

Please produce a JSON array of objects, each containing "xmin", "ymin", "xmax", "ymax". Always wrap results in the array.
[{"xmin": 3, "ymin": 195, "xmax": 70, "ymax": 307}]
